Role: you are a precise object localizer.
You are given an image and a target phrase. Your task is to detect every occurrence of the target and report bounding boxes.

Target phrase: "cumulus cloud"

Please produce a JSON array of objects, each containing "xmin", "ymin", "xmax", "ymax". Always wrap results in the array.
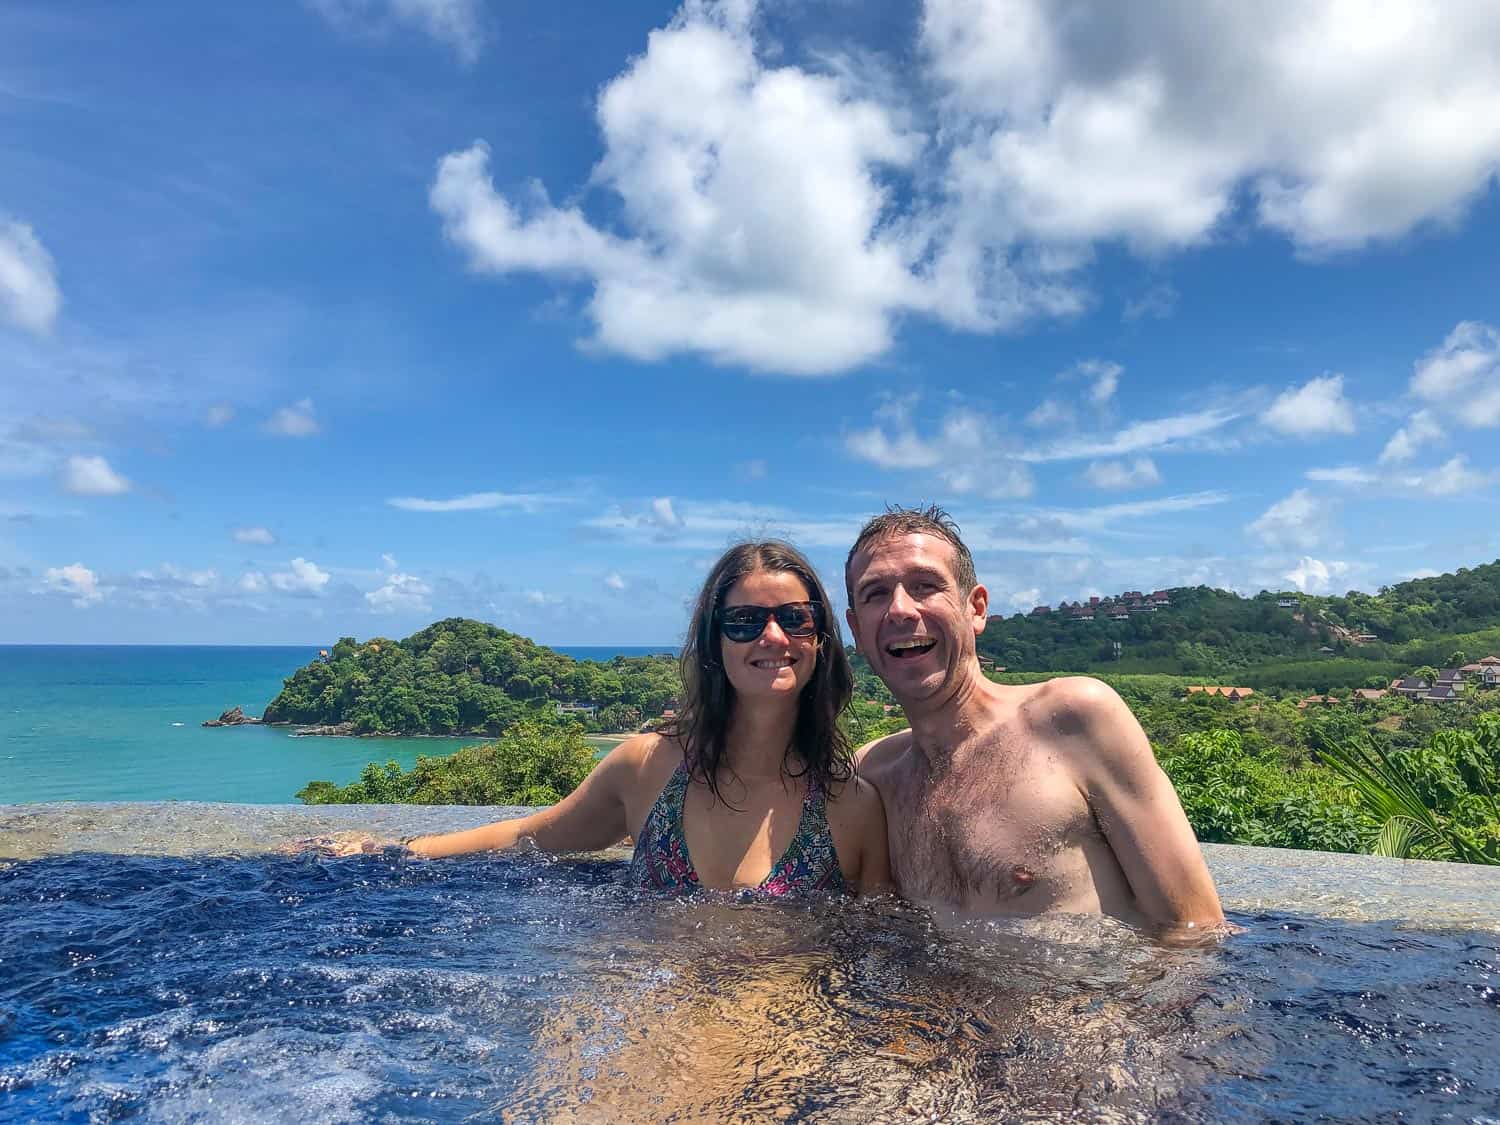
[
  {"xmin": 1007, "ymin": 587, "xmax": 1042, "ymax": 610},
  {"xmin": 1305, "ymin": 465, "xmax": 1378, "ymax": 485},
  {"xmin": 1391, "ymin": 455, "xmax": 1493, "ymax": 497},
  {"xmin": 269, "ymin": 557, "xmax": 330, "ymax": 594},
  {"xmin": 59, "ymin": 454, "xmax": 130, "ymax": 496},
  {"xmin": 844, "ymin": 401, "xmax": 1034, "ymax": 498},
  {"xmin": 428, "ymin": 1, "xmax": 1500, "ymax": 375},
  {"xmin": 923, "ymin": 0, "xmax": 1500, "ymax": 254},
  {"xmin": 44, "ymin": 562, "xmax": 102, "ymax": 606},
  {"xmin": 1410, "ymin": 321, "xmax": 1500, "ymax": 428},
  {"xmin": 232, "ymin": 526, "xmax": 277, "ymax": 546},
  {"xmin": 264, "ymin": 398, "xmax": 320, "ymax": 438},
  {"xmin": 310, "ymin": 0, "xmax": 486, "ymax": 63},
  {"xmin": 1247, "ymin": 488, "xmax": 1332, "ymax": 550},
  {"xmin": 1083, "ymin": 457, "xmax": 1161, "ymax": 491},
  {"xmin": 0, "ymin": 218, "xmax": 61, "ymax": 335},
  {"xmin": 1261, "ymin": 374, "xmax": 1356, "ymax": 437},
  {"xmin": 1284, "ymin": 556, "xmax": 1351, "ymax": 594},
  {"xmin": 365, "ymin": 571, "xmax": 433, "ymax": 613},
  {"xmin": 238, "ymin": 571, "xmax": 268, "ymax": 594},
  {"xmin": 1379, "ymin": 409, "xmax": 1444, "ymax": 465},
  {"xmin": 604, "ymin": 572, "xmax": 627, "ymax": 590},
  {"xmin": 387, "ymin": 490, "xmax": 559, "ymax": 512}
]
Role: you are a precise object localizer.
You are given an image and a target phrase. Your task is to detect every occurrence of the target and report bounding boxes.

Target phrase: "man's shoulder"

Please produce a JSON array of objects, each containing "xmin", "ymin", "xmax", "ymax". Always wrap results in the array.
[
  {"xmin": 1019, "ymin": 676, "xmax": 1137, "ymax": 743},
  {"xmin": 853, "ymin": 728, "xmax": 913, "ymax": 776}
]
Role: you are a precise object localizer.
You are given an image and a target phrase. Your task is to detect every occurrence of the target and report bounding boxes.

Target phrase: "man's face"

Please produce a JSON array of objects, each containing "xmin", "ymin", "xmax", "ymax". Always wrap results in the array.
[{"xmin": 844, "ymin": 532, "xmax": 988, "ymax": 707}]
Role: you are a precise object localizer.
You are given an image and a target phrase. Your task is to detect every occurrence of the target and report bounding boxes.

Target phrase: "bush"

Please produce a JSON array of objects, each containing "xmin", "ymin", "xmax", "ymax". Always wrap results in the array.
[{"xmin": 296, "ymin": 719, "xmax": 597, "ymax": 805}]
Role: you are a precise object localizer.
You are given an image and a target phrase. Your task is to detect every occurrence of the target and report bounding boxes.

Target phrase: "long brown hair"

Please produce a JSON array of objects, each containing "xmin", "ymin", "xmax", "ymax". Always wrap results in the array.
[{"xmin": 666, "ymin": 540, "xmax": 853, "ymax": 806}]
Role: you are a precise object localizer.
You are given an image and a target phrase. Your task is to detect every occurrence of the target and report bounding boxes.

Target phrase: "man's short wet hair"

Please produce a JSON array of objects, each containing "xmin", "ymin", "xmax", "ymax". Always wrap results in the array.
[{"xmin": 845, "ymin": 504, "xmax": 978, "ymax": 602}]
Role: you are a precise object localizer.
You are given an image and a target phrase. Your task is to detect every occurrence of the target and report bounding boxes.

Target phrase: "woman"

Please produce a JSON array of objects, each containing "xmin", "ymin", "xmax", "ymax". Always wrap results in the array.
[{"xmin": 398, "ymin": 540, "xmax": 890, "ymax": 896}]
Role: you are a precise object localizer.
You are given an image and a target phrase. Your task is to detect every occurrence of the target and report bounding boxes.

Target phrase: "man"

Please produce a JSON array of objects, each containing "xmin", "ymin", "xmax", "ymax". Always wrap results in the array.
[{"xmin": 845, "ymin": 505, "xmax": 1224, "ymax": 932}]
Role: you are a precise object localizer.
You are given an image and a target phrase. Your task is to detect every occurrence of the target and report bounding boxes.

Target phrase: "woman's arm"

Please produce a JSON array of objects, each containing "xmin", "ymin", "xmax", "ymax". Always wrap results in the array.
[
  {"xmin": 827, "ymin": 774, "xmax": 894, "ymax": 895},
  {"xmin": 406, "ymin": 734, "xmax": 656, "ymax": 858}
]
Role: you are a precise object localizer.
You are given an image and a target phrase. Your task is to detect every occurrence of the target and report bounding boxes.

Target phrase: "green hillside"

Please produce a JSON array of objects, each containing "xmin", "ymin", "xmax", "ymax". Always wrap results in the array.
[
  {"xmin": 978, "ymin": 558, "xmax": 1500, "ymax": 689},
  {"xmin": 264, "ymin": 617, "xmax": 679, "ymax": 735}
]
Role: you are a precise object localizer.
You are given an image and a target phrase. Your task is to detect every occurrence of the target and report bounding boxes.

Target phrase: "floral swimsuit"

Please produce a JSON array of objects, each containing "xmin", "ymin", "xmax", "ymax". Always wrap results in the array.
[{"xmin": 628, "ymin": 760, "xmax": 848, "ymax": 897}]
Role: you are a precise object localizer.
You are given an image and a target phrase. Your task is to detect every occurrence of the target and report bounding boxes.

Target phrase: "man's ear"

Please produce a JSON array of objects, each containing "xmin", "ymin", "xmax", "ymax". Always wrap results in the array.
[
  {"xmin": 845, "ymin": 607, "xmax": 863, "ymax": 654},
  {"xmin": 968, "ymin": 583, "xmax": 989, "ymax": 636}
]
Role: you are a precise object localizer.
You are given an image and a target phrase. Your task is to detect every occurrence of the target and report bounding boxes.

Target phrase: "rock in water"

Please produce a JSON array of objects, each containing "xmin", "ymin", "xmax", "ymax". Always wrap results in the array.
[{"xmin": 202, "ymin": 706, "xmax": 262, "ymax": 728}]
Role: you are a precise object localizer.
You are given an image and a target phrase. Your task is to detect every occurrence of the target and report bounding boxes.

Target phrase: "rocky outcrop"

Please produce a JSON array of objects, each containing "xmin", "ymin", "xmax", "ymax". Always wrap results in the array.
[
  {"xmin": 202, "ymin": 706, "xmax": 262, "ymax": 728},
  {"xmin": 290, "ymin": 722, "xmax": 359, "ymax": 737}
]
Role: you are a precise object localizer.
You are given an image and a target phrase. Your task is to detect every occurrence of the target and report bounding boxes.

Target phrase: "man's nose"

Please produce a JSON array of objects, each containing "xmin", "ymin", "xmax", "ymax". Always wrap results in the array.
[{"xmin": 887, "ymin": 584, "xmax": 919, "ymax": 619}]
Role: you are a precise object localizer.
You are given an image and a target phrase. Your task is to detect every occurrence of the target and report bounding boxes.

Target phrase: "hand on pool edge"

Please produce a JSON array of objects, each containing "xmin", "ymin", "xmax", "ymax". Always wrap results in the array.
[{"xmin": 277, "ymin": 831, "xmax": 408, "ymax": 858}]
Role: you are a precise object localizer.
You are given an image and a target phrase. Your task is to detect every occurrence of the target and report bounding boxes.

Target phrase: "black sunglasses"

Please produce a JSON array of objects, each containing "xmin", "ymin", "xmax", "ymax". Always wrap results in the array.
[{"xmin": 717, "ymin": 601, "xmax": 822, "ymax": 643}]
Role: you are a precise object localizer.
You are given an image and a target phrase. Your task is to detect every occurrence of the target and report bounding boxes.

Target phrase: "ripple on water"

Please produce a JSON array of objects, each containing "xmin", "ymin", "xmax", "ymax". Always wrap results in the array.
[{"xmin": 0, "ymin": 853, "xmax": 1496, "ymax": 1123}]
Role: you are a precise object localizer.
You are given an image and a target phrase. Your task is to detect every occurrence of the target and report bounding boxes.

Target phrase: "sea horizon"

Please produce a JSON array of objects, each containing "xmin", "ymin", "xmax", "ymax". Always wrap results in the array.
[{"xmin": 0, "ymin": 643, "xmax": 676, "ymax": 805}]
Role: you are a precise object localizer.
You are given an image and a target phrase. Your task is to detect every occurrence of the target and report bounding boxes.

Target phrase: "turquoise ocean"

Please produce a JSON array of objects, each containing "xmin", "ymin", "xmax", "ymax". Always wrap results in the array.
[{"xmin": 0, "ymin": 645, "xmax": 674, "ymax": 804}]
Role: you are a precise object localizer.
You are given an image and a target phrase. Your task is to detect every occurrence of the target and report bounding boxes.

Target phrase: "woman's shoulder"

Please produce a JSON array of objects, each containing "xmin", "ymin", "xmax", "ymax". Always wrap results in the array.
[
  {"xmin": 600, "ymin": 731, "xmax": 685, "ymax": 782},
  {"xmin": 823, "ymin": 771, "xmax": 884, "ymax": 819}
]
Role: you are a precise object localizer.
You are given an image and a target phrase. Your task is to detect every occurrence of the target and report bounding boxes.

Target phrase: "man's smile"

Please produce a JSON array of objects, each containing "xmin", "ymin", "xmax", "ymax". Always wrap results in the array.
[{"xmin": 885, "ymin": 637, "xmax": 936, "ymax": 660}]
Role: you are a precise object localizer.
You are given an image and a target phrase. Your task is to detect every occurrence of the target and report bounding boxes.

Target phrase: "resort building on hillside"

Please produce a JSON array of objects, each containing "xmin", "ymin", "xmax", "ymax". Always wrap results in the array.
[
  {"xmin": 1186, "ymin": 686, "xmax": 1256, "ymax": 701},
  {"xmin": 556, "ymin": 702, "xmax": 598, "ymax": 719},
  {"xmin": 1423, "ymin": 685, "xmax": 1460, "ymax": 703},
  {"xmin": 1461, "ymin": 655, "xmax": 1500, "ymax": 687},
  {"xmin": 1298, "ymin": 694, "xmax": 1341, "ymax": 709},
  {"xmin": 1352, "ymin": 688, "xmax": 1388, "ymax": 702},
  {"xmin": 1277, "ymin": 596, "xmax": 1298, "ymax": 609},
  {"xmin": 1391, "ymin": 676, "xmax": 1430, "ymax": 698}
]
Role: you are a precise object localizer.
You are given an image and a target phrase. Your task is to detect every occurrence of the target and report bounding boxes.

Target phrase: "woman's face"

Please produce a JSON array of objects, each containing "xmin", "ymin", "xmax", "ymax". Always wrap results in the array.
[{"xmin": 718, "ymin": 568, "xmax": 819, "ymax": 702}]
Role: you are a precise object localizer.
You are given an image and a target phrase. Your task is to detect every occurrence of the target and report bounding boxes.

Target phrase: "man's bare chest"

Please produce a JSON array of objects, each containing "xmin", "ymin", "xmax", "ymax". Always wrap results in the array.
[{"xmin": 880, "ymin": 754, "xmax": 1099, "ymax": 908}]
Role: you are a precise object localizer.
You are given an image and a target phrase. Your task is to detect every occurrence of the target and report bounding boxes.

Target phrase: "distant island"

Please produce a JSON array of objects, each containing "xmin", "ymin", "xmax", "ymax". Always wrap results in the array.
[{"xmin": 261, "ymin": 618, "xmax": 682, "ymax": 737}]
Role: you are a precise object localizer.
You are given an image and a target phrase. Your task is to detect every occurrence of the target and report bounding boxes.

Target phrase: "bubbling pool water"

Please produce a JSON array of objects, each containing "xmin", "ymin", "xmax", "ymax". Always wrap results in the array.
[{"xmin": 1, "ymin": 843, "xmax": 1496, "ymax": 1123}]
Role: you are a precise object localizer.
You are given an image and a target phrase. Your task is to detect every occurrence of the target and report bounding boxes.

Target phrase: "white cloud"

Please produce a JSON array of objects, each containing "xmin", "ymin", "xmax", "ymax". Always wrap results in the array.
[
  {"xmin": 387, "ymin": 490, "xmax": 558, "ymax": 512},
  {"xmin": 44, "ymin": 562, "xmax": 101, "ymax": 606},
  {"xmin": 1247, "ymin": 489, "xmax": 1332, "ymax": 550},
  {"xmin": 1305, "ymin": 465, "xmax": 1378, "ymax": 485},
  {"xmin": 381, "ymin": 552, "xmax": 398, "ymax": 570},
  {"xmin": 1083, "ymin": 457, "xmax": 1161, "ymax": 491},
  {"xmin": 1392, "ymin": 454, "xmax": 1493, "ymax": 497},
  {"xmin": 1261, "ymin": 374, "xmax": 1356, "ymax": 437},
  {"xmin": 585, "ymin": 498, "xmax": 859, "ymax": 550},
  {"xmin": 1064, "ymin": 359, "xmax": 1122, "ymax": 405},
  {"xmin": 310, "ymin": 0, "xmax": 486, "ymax": 63},
  {"xmin": 1021, "ymin": 408, "xmax": 1239, "ymax": 462},
  {"xmin": 923, "ymin": 0, "xmax": 1500, "ymax": 254},
  {"xmin": 428, "ymin": 2, "xmax": 1500, "ymax": 376},
  {"xmin": 1047, "ymin": 490, "xmax": 1229, "ymax": 531},
  {"xmin": 0, "ymin": 218, "xmax": 61, "ymax": 335},
  {"xmin": 1122, "ymin": 283, "xmax": 1178, "ymax": 322},
  {"xmin": 650, "ymin": 497, "xmax": 683, "ymax": 529},
  {"xmin": 59, "ymin": 454, "xmax": 130, "ymax": 496},
  {"xmin": 264, "ymin": 398, "xmax": 320, "ymax": 438},
  {"xmin": 844, "ymin": 403, "xmax": 1034, "ymax": 498},
  {"xmin": 205, "ymin": 404, "xmax": 235, "ymax": 428},
  {"xmin": 1284, "ymin": 556, "xmax": 1351, "ymax": 594},
  {"xmin": 1404, "ymin": 567, "xmax": 1441, "ymax": 581},
  {"xmin": 238, "ymin": 571, "xmax": 268, "ymax": 594},
  {"xmin": 604, "ymin": 572, "xmax": 627, "ymax": 590},
  {"xmin": 1024, "ymin": 398, "xmax": 1074, "ymax": 429},
  {"xmin": 1379, "ymin": 409, "xmax": 1444, "ymax": 465},
  {"xmin": 1410, "ymin": 321, "xmax": 1500, "ymax": 428},
  {"xmin": 365, "ymin": 571, "xmax": 433, "ymax": 613},
  {"xmin": 1007, "ymin": 587, "xmax": 1041, "ymax": 610},
  {"xmin": 232, "ymin": 526, "xmax": 277, "ymax": 546},
  {"xmin": 270, "ymin": 557, "xmax": 330, "ymax": 594}
]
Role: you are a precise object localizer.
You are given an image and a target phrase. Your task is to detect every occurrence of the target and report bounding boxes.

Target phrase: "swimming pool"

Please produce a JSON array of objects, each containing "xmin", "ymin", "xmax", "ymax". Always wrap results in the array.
[{"xmin": 2, "ymin": 804, "xmax": 1497, "ymax": 1122}]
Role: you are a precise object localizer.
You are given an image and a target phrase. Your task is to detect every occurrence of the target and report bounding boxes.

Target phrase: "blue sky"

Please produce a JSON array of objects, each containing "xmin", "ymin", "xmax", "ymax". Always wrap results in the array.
[{"xmin": 3, "ymin": 0, "xmax": 1499, "ymax": 645}]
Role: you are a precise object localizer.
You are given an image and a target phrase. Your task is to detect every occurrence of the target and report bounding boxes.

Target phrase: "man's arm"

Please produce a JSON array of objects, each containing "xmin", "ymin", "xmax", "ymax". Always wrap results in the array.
[{"xmin": 1046, "ymin": 678, "xmax": 1225, "ymax": 929}]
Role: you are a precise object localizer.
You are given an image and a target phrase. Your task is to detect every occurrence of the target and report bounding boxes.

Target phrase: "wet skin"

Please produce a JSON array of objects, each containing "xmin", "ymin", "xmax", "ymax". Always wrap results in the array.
[{"xmin": 847, "ymin": 532, "xmax": 1224, "ymax": 929}]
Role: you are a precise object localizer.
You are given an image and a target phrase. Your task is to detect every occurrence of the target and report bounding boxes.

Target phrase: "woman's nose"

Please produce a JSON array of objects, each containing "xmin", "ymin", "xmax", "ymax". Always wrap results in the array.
[{"xmin": 760, "ymin": 617, "xmax": 789, "ymax": 644}]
